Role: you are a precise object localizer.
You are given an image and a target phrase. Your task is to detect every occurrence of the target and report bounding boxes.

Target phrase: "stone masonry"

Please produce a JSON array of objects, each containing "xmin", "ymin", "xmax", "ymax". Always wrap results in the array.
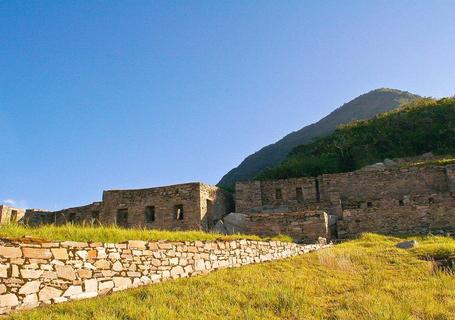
[
  {"xmin": 233, "ymin": 164, "xmax": 455, "ymax": 240},
  {"xmin": 0, "ymin": 206, "xmax": 25, "ymax": 225},
  {"xmin": 27, "ymin": 183, "xmax": 233, "ymax": 232},
  {"xmin": 0, "ymin": 238, "xmax": 326, "ymax": 314}
]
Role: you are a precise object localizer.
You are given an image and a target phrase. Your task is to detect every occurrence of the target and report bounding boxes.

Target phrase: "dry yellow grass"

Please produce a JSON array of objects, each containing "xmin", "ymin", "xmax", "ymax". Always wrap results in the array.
[{"xmin": 7, "ymin": 233, "xmax": 455, "ymax": 320}]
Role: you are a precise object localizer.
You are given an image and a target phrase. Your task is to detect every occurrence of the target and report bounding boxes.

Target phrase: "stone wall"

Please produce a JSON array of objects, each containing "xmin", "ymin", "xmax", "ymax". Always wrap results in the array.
[
  {"xmin": 245, "ymin": 211, "xmax": 330, "ymax": 242},
  {"xmin": 23, "ymin": 209, "xmax": 53, "ymax": 226},
  {"xmin": 337, "ymin": 192, "xmax": 455, "ymax": 238},
  {"xmin": 0, "ymin": 206, "xmax": 25, "ymax": 225},
  {"xmin": 199, "ymin": 184, "xmax": 234, "ymax": 230},
  {"xmin": 27, "ymin": 183, "xmax": 233, "ymax": 232},
  {"xmin": 53, "ymin": 202, "xmax": 104, "ymax": 225},
  {"xmin": 235, "ymin": 178, "xmax": 318, "ymax": 213},
  {"xmin": 234, "ymin": 165, "xmax": 455, "ymax": 239},
  {"xmin": 0, "ymin": 238, "xmax": 326, "ymax": 314},
  {"xmin": 319, "ymin": 166, "xmax": 450, "ymax": 207}
]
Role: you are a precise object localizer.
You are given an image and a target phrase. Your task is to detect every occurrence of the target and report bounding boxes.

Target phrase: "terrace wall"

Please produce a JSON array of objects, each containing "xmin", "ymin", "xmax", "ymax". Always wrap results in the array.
[{"xmin": 0, "ymin": 238, "xmax": 326, "ymax": 314}]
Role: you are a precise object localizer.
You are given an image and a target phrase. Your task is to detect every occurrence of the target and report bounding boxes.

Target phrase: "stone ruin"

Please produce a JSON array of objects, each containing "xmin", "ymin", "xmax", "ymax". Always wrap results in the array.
[
  {"xmin": 22, "ymin": 182, "xmax": 233, "ymax": 232},
  {"xmin": 11, "ymin": 158, "xmax": 455, "ymax": 243},
  {"xmin": 224, "ymin": 162, "xmax": 455, "ymax": 242}
]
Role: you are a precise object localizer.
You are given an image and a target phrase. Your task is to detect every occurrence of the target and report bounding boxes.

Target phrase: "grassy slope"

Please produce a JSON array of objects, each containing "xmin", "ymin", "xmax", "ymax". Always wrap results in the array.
[
  {"xmin": 0, "ymin": 224, "xmax": 292, "ymax": 243},
  {"xmin": 8, "ymin": 234, "xmax": 455, "ymax": 320},
  {"xmin": 257, "ymin": 97, "xmax": 455, "ymax": 180}
]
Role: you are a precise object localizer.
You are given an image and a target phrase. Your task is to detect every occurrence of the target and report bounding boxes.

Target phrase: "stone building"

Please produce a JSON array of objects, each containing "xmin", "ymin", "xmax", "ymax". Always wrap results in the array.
[
  {"xmin": 29, "ymin": 182, "xmax": 233, "ymax": 232},
  {"xmin": 0, "ymin": 205, "xmax": 25, "ymax": 225},
  {"xmin": 231, "ymin": 163, "xmax": 455, "ymax": 241}
]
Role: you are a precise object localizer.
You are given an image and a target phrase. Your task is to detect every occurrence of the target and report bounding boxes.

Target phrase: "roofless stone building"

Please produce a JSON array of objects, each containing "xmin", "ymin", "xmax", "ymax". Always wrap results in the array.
[
  {"xmin": 24, "ymin": 183, "xmax": 233, "ymax": 231},
  {"xmin": 21, "ymin": 159, "xmax": 455, "ymax": 242}
]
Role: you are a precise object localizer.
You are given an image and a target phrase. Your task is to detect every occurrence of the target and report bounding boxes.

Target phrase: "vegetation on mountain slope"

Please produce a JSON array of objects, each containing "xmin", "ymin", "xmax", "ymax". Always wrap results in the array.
[
  {"xmin": 256, "ymin": 97, "xmax": 455, "ymax": 180},
  {"xmin": 218, "ymin": 88, "xmax": 420, "ymax": 188},
  {"xmin": 9, "ymin": 234, "xmax": 455, "ymax": 320}
]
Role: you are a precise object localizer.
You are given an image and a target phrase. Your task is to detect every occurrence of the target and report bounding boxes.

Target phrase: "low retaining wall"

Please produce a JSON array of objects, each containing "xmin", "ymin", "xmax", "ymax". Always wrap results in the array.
[{"xmin": 0, "ymin": 238, "xmax": 327, "ymax": 314}]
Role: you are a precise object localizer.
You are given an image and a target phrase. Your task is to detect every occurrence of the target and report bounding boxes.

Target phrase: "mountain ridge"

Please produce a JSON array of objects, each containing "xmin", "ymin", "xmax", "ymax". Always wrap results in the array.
[{"xmin": 217, "ymin": 88, "xmax": 421, "ymax": 188}]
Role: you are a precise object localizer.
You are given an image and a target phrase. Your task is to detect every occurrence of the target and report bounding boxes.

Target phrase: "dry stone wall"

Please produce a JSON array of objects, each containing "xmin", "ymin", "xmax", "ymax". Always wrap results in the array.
[
  {"xmin": 0, "ymin": 238, "xmax": 325, "ymax": 314},
  {"xmin": 244, "ymin": 211, "xmax": 330, "ymax": 243}
]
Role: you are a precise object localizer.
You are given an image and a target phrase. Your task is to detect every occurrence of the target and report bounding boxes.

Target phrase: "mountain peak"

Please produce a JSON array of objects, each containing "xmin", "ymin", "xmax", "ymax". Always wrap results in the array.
[{"xmin": 217, "ymin": 88, "xmax": 421, "ymax": 188}]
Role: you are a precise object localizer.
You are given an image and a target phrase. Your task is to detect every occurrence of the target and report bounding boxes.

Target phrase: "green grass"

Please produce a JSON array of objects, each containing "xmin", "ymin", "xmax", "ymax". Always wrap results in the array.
[
  {"xmin": 7, "ymin": 233, "xmax": 455, "ymax": 320},
  {"xmin": 0, "ymin": 224, "xmax": 293, "ymax": 243}
]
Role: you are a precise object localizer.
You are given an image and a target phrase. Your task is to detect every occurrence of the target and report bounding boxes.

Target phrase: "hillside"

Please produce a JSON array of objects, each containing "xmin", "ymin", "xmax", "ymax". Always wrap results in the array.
[
  {"xmin": 256, "ymin": 97, "xmax": 455, "ymax": 180},
  {"xmin": 10, "ymin": 234, "xmax": 455, "ymax": 320},
  {"xmin": 218, "ymin": 88, "xmax": 420, "ymax": 188}
]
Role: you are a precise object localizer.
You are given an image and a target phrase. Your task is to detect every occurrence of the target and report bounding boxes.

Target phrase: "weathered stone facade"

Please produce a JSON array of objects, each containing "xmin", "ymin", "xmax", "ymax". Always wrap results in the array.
[
  {"xmin": 0, "ymin": 238, "xmax": 326, "ymax": 314},
  {"xmin": 28, "ymin": 183, "xmax": 233, "ymax": 232},
  {"xmin": 0, "ymin": 206, "xmax": 25, "ymax": 225},
  {"xmin": 233, "ymin": 164, "xmax": 455, "ymax": 240}
]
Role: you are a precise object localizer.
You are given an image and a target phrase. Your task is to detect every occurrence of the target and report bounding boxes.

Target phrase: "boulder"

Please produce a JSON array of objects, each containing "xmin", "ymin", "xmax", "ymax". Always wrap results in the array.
[{"xmin": 396, "ymin": 240, "xmax": 418, "ymax": 249}]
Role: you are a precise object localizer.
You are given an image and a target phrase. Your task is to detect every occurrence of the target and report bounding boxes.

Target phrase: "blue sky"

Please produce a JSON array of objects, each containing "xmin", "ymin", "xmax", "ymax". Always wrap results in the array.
[{"xmin": 1, "ymin": 1, "xmax": 455, "ymax": 210}]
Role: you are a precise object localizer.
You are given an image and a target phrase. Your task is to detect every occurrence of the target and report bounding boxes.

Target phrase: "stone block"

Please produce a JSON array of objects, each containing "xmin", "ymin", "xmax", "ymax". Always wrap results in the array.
[
  {"xmin": 128, "ymin": 240, "xmax": 147, "ymax": 249},
  {"xmin": 84, "ymin": 279, "xmax": 97, "ymax": 293},
  {"xmin": 38, "ymin": 286, "xmax": 62, "ymax": 302},
  {"xmin": 23, "ymin": 248, "xmax": 52, "ymax": 259},
  {"xmin": 51, "ymin": 248, "xmax": 69, "ymax": 260},
  {"xmin": 19, "ymin": 281, "xmax": 40, "ymax": 295},
  {"xmin": 20, "ymin": 269, "xmax": 43, "ymax": 279},
  {"xmin": 113, "ymin": 277, "xmax": 131, "ymax": 290},
  {"xmin": 63, "ymin": 285, "xmax": 83, "ymax": 297},
  {"xmin": 0, "ymin": 246, "xmax": 22, "ymax": 259},
  {"xmin": 98, "ymin": 280, "xmax": 114, "ymax": 291},
  {"xmin": 55, "ymin": 265, "xmax": 76, "ymax": 281},
  {"xmin": 0, "ymin": 294, "xmax": 19, "ymax": 307},
  {"xmin": 94, "ymin": 259, "xmax": 111, "ymax": 269}
]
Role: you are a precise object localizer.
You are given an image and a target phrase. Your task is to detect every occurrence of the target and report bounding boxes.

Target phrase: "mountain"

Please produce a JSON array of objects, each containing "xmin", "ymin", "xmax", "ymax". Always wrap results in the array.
[
  {"xmin": 217, "ymin": 88, "xmax": 420, "ymax": 189},
  {"xmin": 256, "ymin": 97, "xmax": 455, "ymax": 180}
]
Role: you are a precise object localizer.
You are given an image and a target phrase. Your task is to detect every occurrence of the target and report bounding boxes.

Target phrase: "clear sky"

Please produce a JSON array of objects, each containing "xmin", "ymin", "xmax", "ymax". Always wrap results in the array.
[{"xmin": 1, "ymin": 1, "xmax": 455, "ymax": 210}]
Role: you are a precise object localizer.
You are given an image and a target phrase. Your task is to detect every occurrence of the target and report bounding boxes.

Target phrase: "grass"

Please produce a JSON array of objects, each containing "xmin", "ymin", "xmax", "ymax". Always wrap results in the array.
[
  {"xmin": 7, "ymin": 233, "xmax": 455, "ymax": 320},
  {"xmin": 0, "ymin": 224, "xmax": 293, "ymax": 243},
  {"xmin": 403, "ymin": 155, "xmax": 455, "ymax": 169}
]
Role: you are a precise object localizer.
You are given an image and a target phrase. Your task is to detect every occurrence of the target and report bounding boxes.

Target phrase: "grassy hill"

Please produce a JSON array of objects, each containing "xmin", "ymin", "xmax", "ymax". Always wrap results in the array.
[
  {"xmin": 256, "ymin": 97, "xmax": 455, "ymax": 180},
  {"xmin": 218, "ymin": 88, "xmax": 420, "ymax": 189},
  {"xmin": 9, "ymin": 234, "xmax": 455, "ymax": 320}
]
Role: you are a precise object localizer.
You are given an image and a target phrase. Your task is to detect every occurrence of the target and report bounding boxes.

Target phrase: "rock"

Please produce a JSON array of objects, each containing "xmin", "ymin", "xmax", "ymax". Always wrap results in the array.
[
  {"xmin": 0, "ymin": 264, "xmax": 9, "ymax": 278},
  {"xmin": 383, "ymin": 158, "xmax": 397, "ymax": 166},
  {"xmin": 98, "ymin": 280, "xmax": 114, "ymax": 291},
  {"xmin": 113, "ymin": 277, "xmax": 131, "ymax": 290},
  {"xmin": 170, "ymin": 266, "xmax": 184, "ymax": 277},
  {"xmin": 38, "ymin": 286, "xmax": 62, "ymax": 302},
  {"xmin": 76, "ymin": 250, "xmax": 88, "ymax": 260},
  {"xmin": 127, "ymin": 240, "xmax": 147, "ymax": 249},
  {"xmin": 63, "ymin": 285, "xmax": 82, "ymax": 297},
  {"xmin": 0, "ymin": 246, "xmax": 22, "ymax": 259},
  {"xmin": 55, "ymin": 265, "xmax": 76, "ymax": 281},
  {"xmin": 361, "ymin": 163, "xmax": 386, "ymax": 171},
  {"xmin": 0, "ymin": 285, "xmax": 6, "ymax": 295},
  {"xmin": 19, "ymin": 281, "xmax": 40, "ymax": 295},
  {"xmin": 51, "ymin": 248, "xmax": 68, "ymax": 260},
  {"xmin": 84, "ymin": 279, "xmax": 97, "ymax": 293},
  {"xmin": 396, "ymin": 240, "xmax": 418, "ymax": 249},
  {"xmin": 22, "ymin": 293, "xmax": 38, "ymax": 306},
  {"xmin": 22, "ymin": 248, "xmax": 52, "ymax": 259},
  {"xmin": 94, "ymin": 259, "xmax": 111, "ymax": 269},
  {"xmin": 77, "ymin": 269, "xmax": 92, "ymax": 279},
  {"xmin": 0, "ymin": 293, "xmax": 19, "ymax": 307},
  {"xmin": 20, "ymin": 269, "xmax": 43, "ymax": 279},
  {"xmin": 112, "ymin": 261, "xmax": 123, "ymax": 272}
]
